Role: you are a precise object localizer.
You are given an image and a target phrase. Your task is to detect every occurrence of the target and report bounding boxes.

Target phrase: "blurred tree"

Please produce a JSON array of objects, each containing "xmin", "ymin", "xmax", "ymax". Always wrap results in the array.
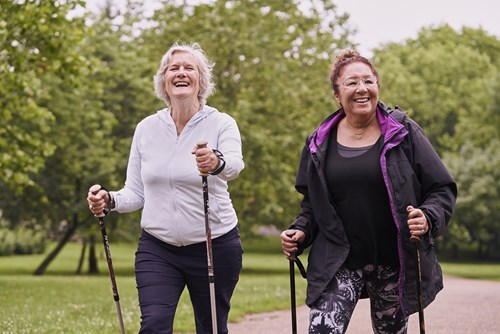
[
  {"xmin": 139, "ymin": 0, "xmax": 355, "ymax": 236},
  {"xmin": 373, "ymin": 25, "xmax": 500, "ymax": 258},
  {"xmin": 4, "ymin": 2, "xmax": 498, "ymax": 262},
  {"xmin": 443, "ymin": 141, "xmax": 500, "ymax": 259},
  {"xmin": 373, "ymin": 25, "xmax": 499, "ymax": 153},
  {"xmin": 33, "ymin": 0, "xmax": 158, "ymax": 273},
  {"xmin": 0, "ymin": 0, "xmax": 86, "ymax": 192}
]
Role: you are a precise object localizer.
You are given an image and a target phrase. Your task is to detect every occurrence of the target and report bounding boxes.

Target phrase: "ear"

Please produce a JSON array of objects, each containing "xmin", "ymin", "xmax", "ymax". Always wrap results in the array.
[{"xmin": 333, "ymin": 92, "xmax": 340, "ymax": 105}]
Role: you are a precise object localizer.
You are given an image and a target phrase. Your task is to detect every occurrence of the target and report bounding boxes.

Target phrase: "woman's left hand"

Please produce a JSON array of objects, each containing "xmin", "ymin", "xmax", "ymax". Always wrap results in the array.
[
  {"xmin": 192, "ymin": 143, "xmax": 220, "ymax": 174},
  {"xmin": 407, "ymin": 205, "xmax": 429, "ymax": 236}
]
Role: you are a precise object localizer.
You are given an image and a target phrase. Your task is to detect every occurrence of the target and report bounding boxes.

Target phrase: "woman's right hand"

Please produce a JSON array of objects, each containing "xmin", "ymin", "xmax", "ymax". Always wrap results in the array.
[
  {"xmin": 86, "ymin": 184, "xmax": 110, "ymax": 216},
  {"xmin": 280, "ymin": 229, "xmax": 305, "ymax": 257}
]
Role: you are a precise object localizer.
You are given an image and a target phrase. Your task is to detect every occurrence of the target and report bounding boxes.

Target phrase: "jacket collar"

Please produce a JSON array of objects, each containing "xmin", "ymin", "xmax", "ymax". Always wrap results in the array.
[
  {"xmin": 309, "ymin": 101, "xmax": 408, "ymax": 154},
  {"xmin": 157, "ymin": 104, "xmax": 216, "ymax": 128}
]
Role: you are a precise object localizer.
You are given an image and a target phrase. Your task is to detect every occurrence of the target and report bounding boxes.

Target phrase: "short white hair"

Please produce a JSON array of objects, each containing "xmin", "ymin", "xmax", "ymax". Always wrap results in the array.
[{"xmin": 153, "ymin": 42, "xmax": 216, "ymax": 106}]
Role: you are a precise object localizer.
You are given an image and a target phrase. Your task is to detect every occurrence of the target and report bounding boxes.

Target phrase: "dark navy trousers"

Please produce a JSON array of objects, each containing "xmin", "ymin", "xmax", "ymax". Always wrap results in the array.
[{"xmin": 135, "ymin": 227, "xmax": 243, "ymax": 334}]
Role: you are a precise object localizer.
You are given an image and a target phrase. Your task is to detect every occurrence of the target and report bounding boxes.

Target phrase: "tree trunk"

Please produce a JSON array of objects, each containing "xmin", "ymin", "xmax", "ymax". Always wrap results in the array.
[
  {"xmin": 76, "ymin": 238, "xmax": 87, "ymax": 274},
  {"xmin": 33, "ymin": 215, "xmax": 78, "ymax": 275},
  {"xmin": 88, "ymin": 234, "xmax": 99, "ymax": 274},
  {"xmin": 34, "ymin": 177, "xmax": 82, "ymax": 275},
  {"xmin": 449, "ymin": 243, "xmax": 459, "ymax": 260}
]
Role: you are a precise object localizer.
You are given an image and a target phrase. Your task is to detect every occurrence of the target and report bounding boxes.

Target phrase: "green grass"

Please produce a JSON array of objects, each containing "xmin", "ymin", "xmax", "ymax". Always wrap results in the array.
[
  {"xmin": 0, "ymin": 237, "xmax": 306, "ymax": 333},
  {"xmin": 1, "ymin": 236, "xmax": 499, "ymax": 333},
  {"xmin": 440, "ymin": 262, "xmax": 500, "ymax": 282}
]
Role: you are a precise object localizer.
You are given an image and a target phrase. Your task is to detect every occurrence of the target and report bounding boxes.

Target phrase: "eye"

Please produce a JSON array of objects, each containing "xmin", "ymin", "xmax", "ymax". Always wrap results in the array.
[
  {"xmin": 345, "ymin": 80, "xmax": 358, "ymax": 87},
  {"xmin": 364, "ymin": 79, "xmax": 375, "ymax": 85}
]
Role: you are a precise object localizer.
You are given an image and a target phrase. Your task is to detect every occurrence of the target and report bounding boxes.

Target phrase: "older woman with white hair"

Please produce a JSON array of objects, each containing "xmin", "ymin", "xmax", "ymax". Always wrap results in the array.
[{"xmin": 87, "ymin": 42, "xmax": 244, "ymax": 333}]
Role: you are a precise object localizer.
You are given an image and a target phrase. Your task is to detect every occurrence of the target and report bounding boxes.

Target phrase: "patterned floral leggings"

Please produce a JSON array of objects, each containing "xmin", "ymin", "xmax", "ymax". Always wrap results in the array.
[{"xmin": 309, "ymin": 264, "xmax": 408, "ymax": 334}]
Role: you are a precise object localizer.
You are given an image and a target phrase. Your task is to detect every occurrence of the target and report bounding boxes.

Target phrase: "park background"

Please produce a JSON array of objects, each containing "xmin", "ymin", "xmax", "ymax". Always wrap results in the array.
[{"xmin": 1, "ymin": 0, "xmax": 499, "ymax": 333}]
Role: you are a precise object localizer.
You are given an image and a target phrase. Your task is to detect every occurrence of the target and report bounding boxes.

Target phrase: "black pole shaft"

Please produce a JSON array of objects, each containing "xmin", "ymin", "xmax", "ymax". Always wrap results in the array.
[
  {"xmin": 289, "ymin": 259, "xmax": 297, "ymax": 334},
  {"xmin": 90, "ymin": 184, "xmax": 125, "ymax": 334},
  {"xmin": 98, "ymin": 217, "xmax": 126, "ymax": 334},
  {"xmin": 414, "ymin": 243, "xmax": 425, "ymax": 334},
  {"xmin": 202, "ymin": 175, "xmax": 218, "ymax": 334},
  {"xmin": 408, "ymin": 204, "xmax": 425, "ymax": 334}
]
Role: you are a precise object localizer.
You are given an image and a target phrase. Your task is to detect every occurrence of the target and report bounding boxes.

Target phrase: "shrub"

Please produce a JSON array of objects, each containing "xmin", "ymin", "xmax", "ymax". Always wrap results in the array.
[
  {"xmin": 0, "ymin": 224, "xmax": 47, "ymax": 256},
  {"xmin": 14, "ymin": 228, "xmax": 46, "ymax": 255},
  {"xmin": 0, "ymin": 229, "xmax": 16, "ymax": 256}
]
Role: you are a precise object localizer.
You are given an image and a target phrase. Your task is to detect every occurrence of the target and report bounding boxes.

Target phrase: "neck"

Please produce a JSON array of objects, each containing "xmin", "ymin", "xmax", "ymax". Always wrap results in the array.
[
  {"xmin": 344, "ymin": 113, "xmax": 377, "ymax": 140},
  {"xmin": 170, "ymin": 100, "xmax": 201, "ymax": 134}
]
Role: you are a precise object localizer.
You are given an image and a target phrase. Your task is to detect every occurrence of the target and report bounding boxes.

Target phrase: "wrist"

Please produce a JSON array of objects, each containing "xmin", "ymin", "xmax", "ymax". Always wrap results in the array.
[
  {"xmin": 209, "ymin": 149, "xmax": 225, "ymax": 175},
  {"xmin": 108, "ymin": 193, "xmax": 115, "ymax": 209},
  {"xmin": 99, "ymin": 187, "xmax": 115, "ymax": 216}
]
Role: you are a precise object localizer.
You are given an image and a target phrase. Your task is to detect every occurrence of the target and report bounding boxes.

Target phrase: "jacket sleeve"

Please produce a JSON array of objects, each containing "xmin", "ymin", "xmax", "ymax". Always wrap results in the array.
[
  {"xmin": 215, "ymin": 115, "xmax": 244, "ymax": 181},
  {"xmin": 112, "ymin": 122, "xmax": 146, "ymax": 213},
  {"xmin": 409, "ymin": 121, "xmax": 457, "ymax": 238},
  {"xmin": 290, "ymin": 139, "xmax": 318, "ymax": 250}
]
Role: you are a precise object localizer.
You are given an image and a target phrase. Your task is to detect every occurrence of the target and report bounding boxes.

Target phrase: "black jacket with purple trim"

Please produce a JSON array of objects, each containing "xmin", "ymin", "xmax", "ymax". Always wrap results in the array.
[{"xmin": 290, "ymin": 101, "xmax": 457, "ymax": 316}]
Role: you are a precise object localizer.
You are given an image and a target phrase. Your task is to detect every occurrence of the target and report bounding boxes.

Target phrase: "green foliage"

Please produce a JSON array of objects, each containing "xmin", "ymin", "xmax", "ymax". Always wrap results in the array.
[
  {"xmin": 0, "ymin": 0, "xmax": 86, "ymax": 192},
  {"xmin": 0, "ymin": 221, "xmax": 46, "ymax": 256},
  {"xmin": 2, "ymin": 1, "xmax": 499, "ymax": 263},
  {"xmin": 374, "ymin": 25, "xmax": 500, "ymax": 258},
  {"xmin": 140, "ymin": 0, "xmax": 354, "ymax": 236},
  {"xmin": 13, "ymin": 227, "xmax": 47, "ymax": 255},
  {"xmin": 373, "ymin": 25, "xmax": 499, "ymax": 153},
  {"xmin": 0, "ymin": 229, "xmax": 16, "ymax": 256},
  {"xmin": 1, "ymin": 1, "xmax": 147, "ymax": 236},
  {"xmin": 443, "ymin": 140, "xmax": 500, "ymax": 258}
]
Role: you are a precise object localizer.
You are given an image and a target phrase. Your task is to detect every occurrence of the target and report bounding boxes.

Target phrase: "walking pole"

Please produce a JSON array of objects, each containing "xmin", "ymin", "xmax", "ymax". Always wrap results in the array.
[
  {"xmin": 90, "ymin": 185, "xmax": 126, "ymax": 334},
  {"xmin": 408, "ymin": 208, "xmax": 425, "ymax": 334},
  {"xmin": 288, "ymin": 252, "xmax": 298, "ymax": 334},
  {"xmin": 286, "ymin": 232, "xmax": 307, "ymax": 334},
  {"xmin": 196, "ymin": 141, "xmax": 218, "ymax": 334}
]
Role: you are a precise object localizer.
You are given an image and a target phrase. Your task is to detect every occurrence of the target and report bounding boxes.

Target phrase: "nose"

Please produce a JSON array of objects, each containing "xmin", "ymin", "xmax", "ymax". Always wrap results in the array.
[{"xmin": 356, "ymin": 81, "xmax": 369, "ymax": 91}]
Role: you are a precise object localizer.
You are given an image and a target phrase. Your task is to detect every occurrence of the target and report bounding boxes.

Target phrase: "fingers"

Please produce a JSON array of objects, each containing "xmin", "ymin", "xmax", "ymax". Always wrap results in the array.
[
  {"xmin": 280, "ymin": 229, "xmax": 304, "ymax": 257},
  {"xmin": 87, "ymin": 184, "xmax": 109, "ymax": 216},
  {"xmin": 192, "ymin": 144, "xmax": 219, "ymax": 173},
  {"xmin": 407, "ymin": 206, "xmax": 428, "ymax": 236}
]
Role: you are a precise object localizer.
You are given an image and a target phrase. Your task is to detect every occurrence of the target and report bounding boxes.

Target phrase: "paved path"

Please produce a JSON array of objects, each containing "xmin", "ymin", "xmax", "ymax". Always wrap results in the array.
[{"xmin": 224, "ymin": 275, "xmax": 500, "ymax": 333}]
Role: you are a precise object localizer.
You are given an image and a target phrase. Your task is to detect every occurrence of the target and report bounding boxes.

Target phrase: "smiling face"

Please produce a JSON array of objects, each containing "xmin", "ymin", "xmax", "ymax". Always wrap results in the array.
[
  {"xmin": 164, "ymin": 51, "xmax": 200, "ymax": 103},
  {"xmin": 334, "ymin": 62, "xmax": 379, "ymax": 118}
]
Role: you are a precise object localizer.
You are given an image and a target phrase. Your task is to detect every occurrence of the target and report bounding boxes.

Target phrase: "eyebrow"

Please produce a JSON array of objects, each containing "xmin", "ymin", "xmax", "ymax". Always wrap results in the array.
[{"xmin": 344, "ymin": 75, "xmax": 375, "ymax": 79}]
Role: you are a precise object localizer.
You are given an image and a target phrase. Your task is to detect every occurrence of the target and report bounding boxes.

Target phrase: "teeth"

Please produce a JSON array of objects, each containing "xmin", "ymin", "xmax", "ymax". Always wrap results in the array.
[
  {"xmin": 175, "ymin": 82, "xmax": 189, "ymax": 87},
  {"xmin": 355, "ymin": 98, "xmax": 369, "ymax": 102}
]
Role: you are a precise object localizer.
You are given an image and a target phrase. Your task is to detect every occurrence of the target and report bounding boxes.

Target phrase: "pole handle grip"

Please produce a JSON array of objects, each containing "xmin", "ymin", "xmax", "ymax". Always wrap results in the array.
[
  {"xmin": 285, "ymin": 231, "xmax": 297, "ymax": 261},
  {"xmin": 196, "ymin": 140, "xmax": 208, "ymax": 149},
  {"xmin": 407, "ymin": 205, "xmax": 421, "ymax": 244},
  {"xmin": 196, "ymin": 140, "xmax": 209, "ymax": 176},
  {"xmin": 89, "ymin": 184, "xmax": 101, "ymax": 195},
  {"xmin": 89, "ymin": 184, "xmax": 105, "ymax": 218}
]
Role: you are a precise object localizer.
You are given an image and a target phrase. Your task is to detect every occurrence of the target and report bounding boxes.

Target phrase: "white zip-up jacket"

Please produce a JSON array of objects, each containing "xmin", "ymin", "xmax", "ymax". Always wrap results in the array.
[{"xmin": 110, "ymin": 105, "xmax": 244, "ymax": 246}]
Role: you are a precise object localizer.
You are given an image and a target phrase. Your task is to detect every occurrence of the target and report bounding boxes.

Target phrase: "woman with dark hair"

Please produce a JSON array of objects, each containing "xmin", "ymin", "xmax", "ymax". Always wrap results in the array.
[
  {"xmin": 281, "ymin": 50, "xmax": 457, "ymax": 333},
  {"xmin": 87, "ymin": 42, "xmax": 244, "ymax": 334}
]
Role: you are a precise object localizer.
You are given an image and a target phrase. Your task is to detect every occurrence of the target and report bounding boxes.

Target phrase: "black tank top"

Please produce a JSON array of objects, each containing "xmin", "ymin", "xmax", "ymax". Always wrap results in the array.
[{"xmin": 325, "ymin": 127, "xmax": 398, "ymax": 269}]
